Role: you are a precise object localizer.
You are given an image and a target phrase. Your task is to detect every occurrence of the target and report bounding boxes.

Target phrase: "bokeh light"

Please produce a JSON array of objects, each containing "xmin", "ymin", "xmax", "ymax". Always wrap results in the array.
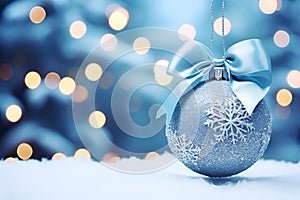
[
  {"xmin": 24, "ymin": 71, "xmax": 41, "ymax": 89},
  {"xmin": 153, "ymin": 59, "xmax": 173, "ymax": 85},
  {"xmin": 108, "ymin": 9, "xmax": 129, "ymax": 31},
  {"xmin": 6, "ymin": 104, "xmax": 22, "ymax": 123},
  {"xmin": 276, "ymin": 0, "xmax": 282, "ymax": 10},
  {"xmin": 88, "ymin": 111, "xmax": 106, "ymax": 129},
  {"xmin": 17, "ymin": 143, "xmax": 33, "ymax": 160},
  {"xmin": 276, "ymin": 89, "xmax": 293, "ymax": 107},
  {"xmin": 274, "ymin": 30, "xmax": 290, "ymax": 48},
  {"xmin": 100, "ymin": 33, "xmax": 118, "ymax": 51},
  {"xmin": 259, "ymin": 0, "xmax": 277, "ymax": 14},
  {"xmin": 102, "ymin": 152, "xmax": 120, "ymax": 163},
  {"xmin": 85, "ymin": 63, "xmax": 103, "ymax": 81},
  {"xmin": 106, "ymin": 4, "xmax": 121, "ymax": 17},
  {"xmin": 52, "ymin": 152, "xmax": 67, "ymax": 160},
  {"xmin": 45, "ymin": 72, "xmax": 61, "ymax": 89},
  {"xmin": 69, "ymin": 20, "xmax": 87, "ymax": 39},
  {"xmin": 144, "ymin": 152, "xmax": 159, "ymax": 160},
  {"xmin": 0, "ymin": 63, "xmax": 13, "ymax": 80},
  {"xmin": 287, "ymin": 70, "xmax": 300, "ymax": 88},
  {"xmin": 29, "ymin": 6, "xmax": 46, "ymax": 24},
  {"xmin": 74, "ymin": 148, "xmax": 91, "ymax": 159},
  {"xmin": 106, "ymin": 5, "xmax": 129, "ymax": 19},
  {"xmin": 178, "ymin": 24, "xmax": 197, "ymax": 40},
  {"xmin": 214, "ymin": 17, "xmax": 231, "ymax": 36},
  {"xmin": 133, "ymin": 37, "xmax": 151, "ymax": 55},
  {"xmin": 59, "ymin": 77, "xmax": 76, "ymax": 95},
  {"xmin": 71, "ymin": 85, "xmax": 88, "ymax": 103},
  {"xmin": 5, "ymin": 157, "xmax": 17, "ymax": 163}
]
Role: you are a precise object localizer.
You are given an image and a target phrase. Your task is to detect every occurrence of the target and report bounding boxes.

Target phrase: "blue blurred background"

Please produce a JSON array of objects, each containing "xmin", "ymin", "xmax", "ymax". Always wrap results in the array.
[{"xmin": 0, "ymin": 0, "xmax": 299, "ymax": 162}]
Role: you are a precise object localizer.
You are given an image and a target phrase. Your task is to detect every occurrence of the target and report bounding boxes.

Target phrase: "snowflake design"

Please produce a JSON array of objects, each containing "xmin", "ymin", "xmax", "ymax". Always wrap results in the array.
[
  {"xmin": 204, "ymin": 96, "xmax": 255, "ymax": 144},
  {"xmin": 168, "ymin": 133, "xmax": 201, "ymax": 165}
]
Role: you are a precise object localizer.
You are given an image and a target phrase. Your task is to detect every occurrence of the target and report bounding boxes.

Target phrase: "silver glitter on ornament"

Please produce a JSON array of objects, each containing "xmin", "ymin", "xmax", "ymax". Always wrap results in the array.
[{"xmin": 166, "ymin": 80, "xmax": 272, "ymax": 177}]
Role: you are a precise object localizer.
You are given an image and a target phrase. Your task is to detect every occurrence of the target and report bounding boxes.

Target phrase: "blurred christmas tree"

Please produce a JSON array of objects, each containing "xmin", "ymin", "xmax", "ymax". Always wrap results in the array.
[{"xmin": 0, "ymin": 0, "xmax": 299, "ymax": 162}]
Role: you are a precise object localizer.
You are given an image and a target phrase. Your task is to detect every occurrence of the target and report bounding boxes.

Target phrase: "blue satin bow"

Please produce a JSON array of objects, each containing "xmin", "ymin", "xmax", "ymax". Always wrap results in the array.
[{"xmin": 157, "ymin": 39, "xmax": 272, "ymax": 121}]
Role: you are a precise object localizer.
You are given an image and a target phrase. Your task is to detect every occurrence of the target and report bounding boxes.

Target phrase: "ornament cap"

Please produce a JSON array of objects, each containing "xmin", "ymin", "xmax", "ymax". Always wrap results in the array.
[{"xmin": 209, "ymin": 66, "xmax": 228, "ymax": 80}]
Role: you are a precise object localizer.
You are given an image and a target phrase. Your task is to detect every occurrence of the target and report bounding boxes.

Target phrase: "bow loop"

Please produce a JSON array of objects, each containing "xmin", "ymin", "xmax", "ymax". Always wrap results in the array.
[
  {"xmin": 157, "ymin": 39, "xmax": 272, "ymax": 121},
  {"xmin": 213, "ymin": 58, "xmax": 225, "ymax": 66}
]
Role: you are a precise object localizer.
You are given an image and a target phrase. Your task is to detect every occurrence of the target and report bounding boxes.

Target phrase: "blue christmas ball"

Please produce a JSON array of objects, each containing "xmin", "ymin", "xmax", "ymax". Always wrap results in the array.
[{"xmin": 166, "ymin": 80, "xmax": 272, "ymax": 177}]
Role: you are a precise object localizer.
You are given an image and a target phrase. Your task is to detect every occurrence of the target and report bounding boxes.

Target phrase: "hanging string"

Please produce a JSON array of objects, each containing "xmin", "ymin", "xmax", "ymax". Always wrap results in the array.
[
  {"xmin": 210, "ymin": 0, "xmax": 215, "ymax": 52},
  {"xmin": 210, "ymin": 0, "xmax": 226, "ymax": 56},
  {"xmin": 221, "ymin": 0, "xmax": 226, "ymax": 55}
]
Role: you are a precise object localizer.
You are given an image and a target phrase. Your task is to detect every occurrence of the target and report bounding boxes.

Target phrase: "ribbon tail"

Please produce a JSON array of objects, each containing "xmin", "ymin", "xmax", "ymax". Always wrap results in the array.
[
  {"xmin": 231, "ymin": 80, "xmax": 270, "ymax": 115},
  {"xmin": 156, "ymin": 64, "xmax": 214, "ymax": 122},
  {"xmin": 156, "ymin": 81, "xmax": 192, "ymax": 122}
]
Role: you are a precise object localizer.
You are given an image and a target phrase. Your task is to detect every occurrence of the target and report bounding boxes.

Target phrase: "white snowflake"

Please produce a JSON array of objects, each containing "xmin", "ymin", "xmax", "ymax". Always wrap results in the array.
[
  {"xmin": 168, "ymin": 133, "xmax": 201, "ymax": 165},
  {"xmin": 204, "ymin": 96, "xmax": 255, "ymax": 144}
]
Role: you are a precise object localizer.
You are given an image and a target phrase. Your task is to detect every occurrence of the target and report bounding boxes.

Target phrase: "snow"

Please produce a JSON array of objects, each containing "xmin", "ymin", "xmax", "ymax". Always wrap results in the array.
[{"xmin": 0, "ymin": 153, "xmax": 299, "ymax": 200}]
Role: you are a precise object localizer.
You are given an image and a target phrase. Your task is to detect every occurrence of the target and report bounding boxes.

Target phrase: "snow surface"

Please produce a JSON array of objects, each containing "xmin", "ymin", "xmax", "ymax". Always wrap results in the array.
[{"xmin": 0, "ymin": 153, "xmax": 299, "ymax": 200}]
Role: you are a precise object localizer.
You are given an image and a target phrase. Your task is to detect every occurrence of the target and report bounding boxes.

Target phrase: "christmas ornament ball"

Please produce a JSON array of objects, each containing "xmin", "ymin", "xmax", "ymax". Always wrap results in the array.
[{"xmin": 166, "ymin": 80, "xmax": 272, "ymax": 177}]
